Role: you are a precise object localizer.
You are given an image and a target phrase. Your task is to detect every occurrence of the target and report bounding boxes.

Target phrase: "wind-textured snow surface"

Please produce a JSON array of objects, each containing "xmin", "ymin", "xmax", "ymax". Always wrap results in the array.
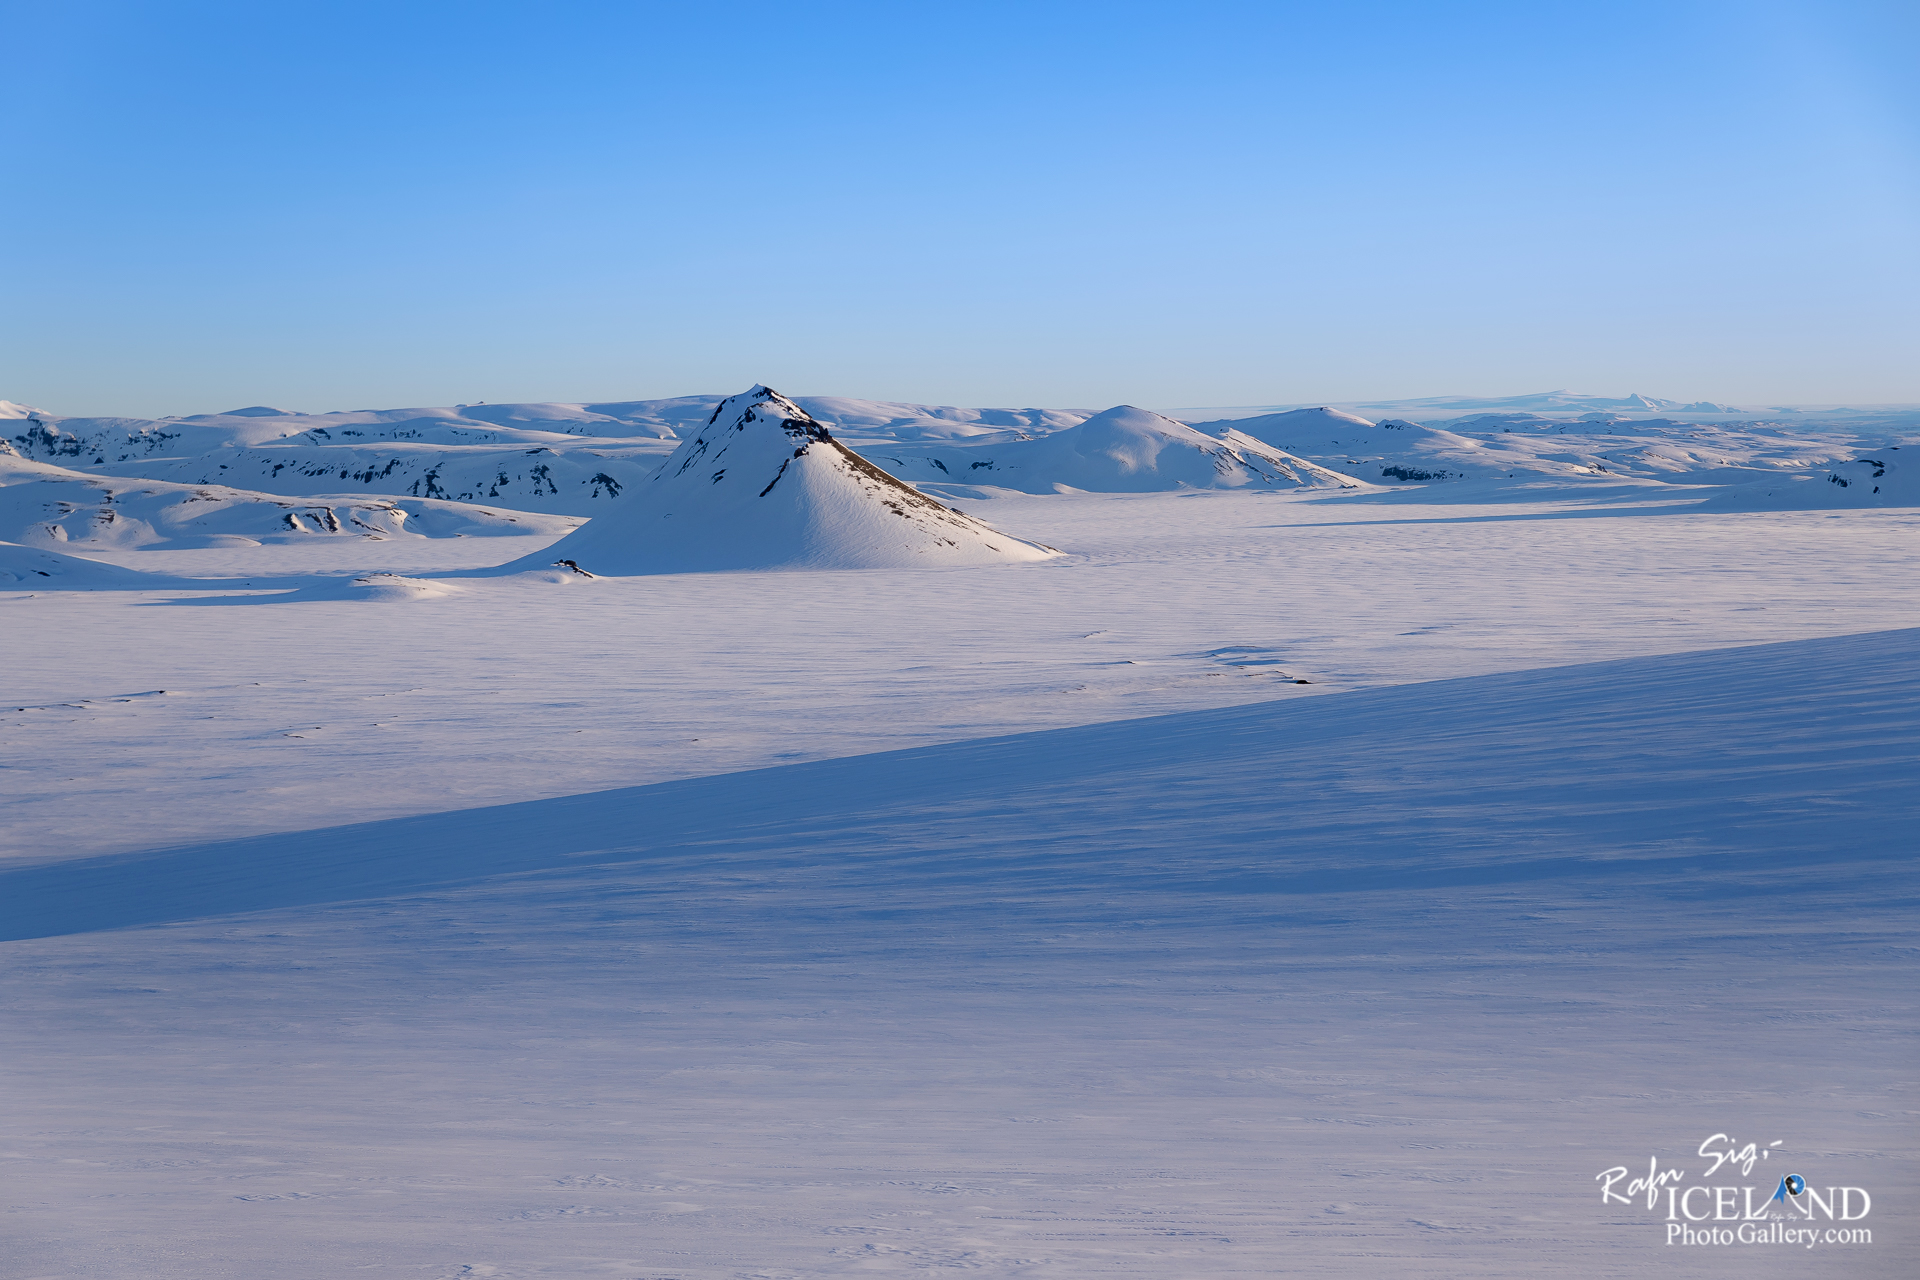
[
  {"xmin": 504, "ymin": 386, "xmax": 1058, "ymax": 574},
  {"xmin": 8, "ymin": 488, "xmax": 1920, "ymax": 860},
  {"xmin": 3, "ymin": 629, "xmax": 1914, "ymax": 1277}
]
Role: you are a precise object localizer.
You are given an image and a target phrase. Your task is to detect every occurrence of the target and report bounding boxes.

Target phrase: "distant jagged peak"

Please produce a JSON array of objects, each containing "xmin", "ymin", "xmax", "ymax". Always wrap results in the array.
[{"xmin": 0, "ymin": 400, "xmax": 48, "ymax": 420}]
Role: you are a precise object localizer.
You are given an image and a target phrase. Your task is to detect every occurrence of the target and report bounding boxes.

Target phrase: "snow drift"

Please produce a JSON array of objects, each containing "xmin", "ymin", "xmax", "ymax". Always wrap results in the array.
[
  {"xmin": 505, "ymin": 386, "xmax": 1060, "ymax": 575},
  {"xmin": 0, "ymin": 540, "xmax": 174, "ymax": 589}
]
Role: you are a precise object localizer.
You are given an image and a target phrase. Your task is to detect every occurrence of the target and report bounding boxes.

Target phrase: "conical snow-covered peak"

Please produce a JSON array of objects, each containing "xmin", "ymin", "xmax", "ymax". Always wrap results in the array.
[
  {"xmin": 506, "ymin": 385, "xmax": 1059, "ymax": 575},
  {"xmin": 663, "ymin": 384, "xmax": 832, "ymax": 486}
]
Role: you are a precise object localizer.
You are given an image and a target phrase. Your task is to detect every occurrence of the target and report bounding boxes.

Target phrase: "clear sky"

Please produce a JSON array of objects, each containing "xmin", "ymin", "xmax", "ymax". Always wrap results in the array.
[{"xmin": 5, "ymin": 0, "xmax": 1917, "ymax": 417}]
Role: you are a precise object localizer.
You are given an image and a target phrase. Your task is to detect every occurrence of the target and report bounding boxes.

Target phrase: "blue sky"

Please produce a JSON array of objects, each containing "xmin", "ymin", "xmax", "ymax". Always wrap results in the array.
[{"xmin": 5, "ymin": 0, "xmax": 1917, "ymax": 416}]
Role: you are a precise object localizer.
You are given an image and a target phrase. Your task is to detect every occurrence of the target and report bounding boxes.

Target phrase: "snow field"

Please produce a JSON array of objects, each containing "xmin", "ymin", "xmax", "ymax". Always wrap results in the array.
[
  {"xmin": 4, "ymin": 491, "xmax": 1916, "ymax": 863},
  {"xmin": 3, "ymin": 628, "xmax": 1913, "ymax": 1277}
]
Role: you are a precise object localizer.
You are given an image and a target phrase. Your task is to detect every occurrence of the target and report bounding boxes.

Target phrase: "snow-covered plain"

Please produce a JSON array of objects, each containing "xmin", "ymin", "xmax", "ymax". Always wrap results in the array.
[{"xmin": 3, "ymin": 390, "xmax": 1916, "ymax": 1277}]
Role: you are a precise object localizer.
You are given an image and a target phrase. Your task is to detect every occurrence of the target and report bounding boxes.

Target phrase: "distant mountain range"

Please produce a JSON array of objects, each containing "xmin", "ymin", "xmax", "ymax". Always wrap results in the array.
[
  {"xmin": 1165, "ymin": 390, "xmax": 1920, "ymax": 424},
  {"xmin": 4, "ymin": 388, "xmax": 1916, "ymax": 552},
  {"xmin": 9, "ymin": 390, "xmax": 1920, "ymax": 433}
]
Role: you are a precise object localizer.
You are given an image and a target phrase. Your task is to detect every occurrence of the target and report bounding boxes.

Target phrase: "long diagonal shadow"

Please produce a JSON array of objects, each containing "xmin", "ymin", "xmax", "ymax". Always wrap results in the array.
[{"xmin": 4, "ymin": 629, "xmax": 1916, "ymax": 942}]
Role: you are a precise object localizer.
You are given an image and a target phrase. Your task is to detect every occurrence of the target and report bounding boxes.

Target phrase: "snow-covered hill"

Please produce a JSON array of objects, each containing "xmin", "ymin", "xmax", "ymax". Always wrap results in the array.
[
  {"xmin": 1186, "ymin": 408, "xmax": 1919, "ymax": 502},
  {"xmin": 1198, "ymin": 410, "xmax": 1646, "ymax": 487},
  {"xmin": 1205, "ymin": 405, "xmax": 1378, "ymax": 439},
  {"xmin": 866, "ymin": 405, "xmax": 1368, "ymax": 495},
  {"xmin": 1170, "ymin": 389, "xmax": 1920, "ymax": 424},
  {"xmin": 506, "ymin": 386, "xmax": 1060, "ymax": 575},
  {"xmin": 7, "ymin": 411, "xmax": 668, "ymax": 516},
  {"xmin": 0, "ymin": 454, "xmax": 579, "ymax": 550},
  {"xmin": 793, "ymin": 396, "xmax": 1085, "ymax": 442}
]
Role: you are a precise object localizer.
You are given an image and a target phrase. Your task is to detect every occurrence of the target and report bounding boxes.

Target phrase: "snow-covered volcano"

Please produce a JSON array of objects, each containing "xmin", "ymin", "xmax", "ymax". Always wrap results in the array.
[{"xmin": 510, "ymin": 386, "xmax": 1059, "ymax": 575}]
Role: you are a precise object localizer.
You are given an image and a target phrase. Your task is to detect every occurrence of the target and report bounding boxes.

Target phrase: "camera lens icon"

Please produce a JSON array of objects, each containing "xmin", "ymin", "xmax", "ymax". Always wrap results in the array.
[{"xmin": 1784, "ymin": 1175, "xmax": 1805, "ymax": 1197}]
